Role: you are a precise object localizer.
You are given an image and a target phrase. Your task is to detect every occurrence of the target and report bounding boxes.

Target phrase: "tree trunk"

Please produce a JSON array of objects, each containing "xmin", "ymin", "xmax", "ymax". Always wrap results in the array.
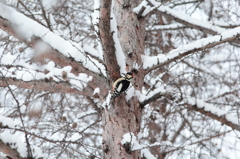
[
  {"xmin": 102, "ymin": 97, "xmax": 142, "ymax": 159},
  {"xmin": 100, "ymin": 0, "xmax": 145, "ymax": 158}
]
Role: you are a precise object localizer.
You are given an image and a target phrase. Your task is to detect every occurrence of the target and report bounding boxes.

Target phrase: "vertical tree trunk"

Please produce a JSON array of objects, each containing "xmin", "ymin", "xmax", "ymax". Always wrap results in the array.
[{"xmin": 100, "ymin": 0, "xmax": 145, "ymax": 158}]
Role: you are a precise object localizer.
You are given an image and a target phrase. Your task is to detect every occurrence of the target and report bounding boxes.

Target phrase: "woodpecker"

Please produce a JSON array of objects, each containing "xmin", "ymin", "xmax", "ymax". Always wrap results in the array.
[{"xmin": 110, "ymin": 72, "xmax": 133, "ymax": 99}]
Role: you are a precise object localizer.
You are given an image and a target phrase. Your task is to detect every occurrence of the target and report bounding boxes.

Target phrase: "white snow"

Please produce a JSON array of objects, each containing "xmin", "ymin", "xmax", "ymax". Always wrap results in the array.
[
  {"xmin": 111, "ymin": 0, "xmax": 126, "ymax": 74},
  {"xmin": 148, "ymin": 23, "xmax": 185, "ymax": 31},
  {"xmin": 102, "ymin": 91, "xmax": 111, "ymax": 109},
  {"xmin": 126, "ymin": 85, "xmax": 134, "ymax": 101},
  {"xmin": 121, "ymin": 132, "xmax": 142, "ymax": 150},
  {"xmin": 93, "ymin": 87, "xmax": 100, "ymax": 95},
  {"xmin": 0, "ymin": 115, "xmax": 17, "ymax": 128},
  {"xmin": 132, "ymin": 0, "xmax": 153, "ymax": 17},
  {"xmin": 135, "ymin": 85, "xmax": 166, "ymax": 103},
  {"xmin": 42, "ymin": 0, "xmax": 57, "ymax": 9}
]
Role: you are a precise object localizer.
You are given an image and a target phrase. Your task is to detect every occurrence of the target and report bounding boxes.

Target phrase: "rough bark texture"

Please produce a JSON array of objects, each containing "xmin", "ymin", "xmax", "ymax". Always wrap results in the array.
[
  {"xmin": 101, "ymin": 0, "xmax": 145, "ymax": 158},
  {"xmin": 99, "ymin": 0, "xmax": 120, "ymax": 81}
]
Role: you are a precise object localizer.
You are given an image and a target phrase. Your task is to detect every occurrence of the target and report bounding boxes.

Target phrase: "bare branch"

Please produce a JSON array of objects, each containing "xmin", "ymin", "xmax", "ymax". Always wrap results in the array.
[{"xmin": 37, "ymin": 0, "xmax": 53, "ymax": 31}]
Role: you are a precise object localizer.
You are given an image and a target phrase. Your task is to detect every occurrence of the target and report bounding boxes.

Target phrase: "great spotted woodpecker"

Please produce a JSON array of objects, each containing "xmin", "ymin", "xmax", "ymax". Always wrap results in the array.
[{"xmin": 110, "ymin": 72, "xmax": 133, "ymax": 99}]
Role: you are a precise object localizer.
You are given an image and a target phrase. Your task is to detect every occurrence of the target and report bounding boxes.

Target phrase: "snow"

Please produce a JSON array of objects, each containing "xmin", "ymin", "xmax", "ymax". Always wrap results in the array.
[
  {"xmin": 93, "ymin": 87, "xmax": 100, "ymax": 95},
  {"xmin": 0, "ymin": 3, "xmax": 106, "ymax": 75},
  {"xmin": 126, "ymin": 85, "xmax": 134, "ymax": 101},
  {"xmin": 42, "ymin": 0, "xmax": 57, "ymax": 9},
  {"xmin": 132, "ymin": 0, "xmax": 153, "ymax": 17},
  {"xmin": 91, "ymin": 0, "xmax": 100, "ymax": 32},
  {"xmin": 121, "ymin": 132, "xmax": 142, "ymax": 150},
  {"xmin": 111, "ymin": 0, "xmax": 126, "ymax": 74},
  {"xmin": 135, "ymin": 85, "xmax": 166, "ymax": 103},
  {"xmin": 69, "ymin": 133, "xmax": 82, "ymax": 141},
  {"xmin": 148, "ymin": 23, "xmax": 184, "ymax": 31},
  {"xmin": 0, "ymin": 115, "xmax": 17, "ymax": 128},
  {"xmin": 102, "ymin": 91, "xmax": 111, "ymax": 109}
]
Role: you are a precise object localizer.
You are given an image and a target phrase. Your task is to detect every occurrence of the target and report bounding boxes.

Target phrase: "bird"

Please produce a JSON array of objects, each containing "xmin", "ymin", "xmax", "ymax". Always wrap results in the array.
[{"xmin": 110, "ymin": 72, "xmax": 133, "ymax": 99}]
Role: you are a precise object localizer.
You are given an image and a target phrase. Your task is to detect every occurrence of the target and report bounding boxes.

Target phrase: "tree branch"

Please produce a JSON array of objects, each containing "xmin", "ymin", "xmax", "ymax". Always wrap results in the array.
[
  {"xmin": 0, "ymin": 3, "xmax": 109, "ymax": 97},
  {"xmin": 0, "ymin": 77, "xmax": 91, "ymax": 96},
  {"xmin": 141, "ymin": 89, "xmax": 240, "ymax": 132},
  {"xmin": 186, "ymin": 103, "xmax": 240, "ymax": 131},
  {"xmin": 99, "ymin": 0, "xmax": 120, "ymax": 81}
]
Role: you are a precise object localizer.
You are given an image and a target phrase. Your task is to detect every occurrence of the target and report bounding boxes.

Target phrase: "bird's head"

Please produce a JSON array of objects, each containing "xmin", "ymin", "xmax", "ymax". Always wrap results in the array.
[{"xmin": 123, "ymin": 72, "xmax": 133, "ymax": 80}]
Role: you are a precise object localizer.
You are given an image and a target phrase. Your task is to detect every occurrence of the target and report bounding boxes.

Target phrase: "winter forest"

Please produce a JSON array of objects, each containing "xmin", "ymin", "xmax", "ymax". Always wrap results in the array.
[{"xmin": 0, "ymin": 0, "xmax": 240, "ymax": 159}]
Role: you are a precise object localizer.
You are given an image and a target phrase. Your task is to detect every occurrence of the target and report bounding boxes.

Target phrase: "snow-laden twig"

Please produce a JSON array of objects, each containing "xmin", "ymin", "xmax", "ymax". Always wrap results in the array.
[{"xmin": 185, "ymin": 97, "xmax": 240, "ymax": 131}]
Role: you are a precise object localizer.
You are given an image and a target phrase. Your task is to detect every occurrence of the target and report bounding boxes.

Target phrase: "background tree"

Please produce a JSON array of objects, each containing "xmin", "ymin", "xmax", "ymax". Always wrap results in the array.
[{"xmin": 0, "ymin": 0, "xmax": 240, "ymax": 159}]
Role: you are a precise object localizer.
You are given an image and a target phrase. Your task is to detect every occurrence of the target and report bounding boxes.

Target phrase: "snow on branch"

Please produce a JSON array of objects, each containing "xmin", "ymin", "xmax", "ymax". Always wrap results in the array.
[
  {"xmin": 139, "ymin": 85, "xmax": 240, "ymax": 132},
  {"xmin": 0, "ymin": 63, "xmax": 92, "ymax": 93},
  {"xmin": 137, "ymin": 86, "xmax": 167, "ymax": 107},
  {"xmin": 121, "ymin": 132, "xmax": 157, "ymax": 159},
  {"xmin": 143, "ymin": 26, "xmax": 240, "ymax": 73},
  {"xmin": 133, "ymin": 0, "xmax": 151, "ymax": 18},
  {"xmin": 136, "ymin": 0, "xmax": 225, "ymax": 34},
  {"xmin": 0, "ymin": 3, "xmax": 105, "ymax": 75},
  {"xmin": 0, "ymin": 115, "xmax": 17, "ymax": 129},
  {"xmin": 0, "ymin": 76, "xmax": 91, "ymax": 96},
  {"xmin": 185, "ymin": 97, "xmax": 240, "ymax": 131},
  {"xmin": 148, "ymin": 23, "xmax": 186, "ymax": 31}
]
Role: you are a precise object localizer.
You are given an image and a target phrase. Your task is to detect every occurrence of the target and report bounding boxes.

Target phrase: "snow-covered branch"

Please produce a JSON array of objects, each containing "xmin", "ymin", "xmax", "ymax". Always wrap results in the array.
[
  {"xmin": 121, "ymin": 132, "xmax": 157, "ymax": 159},
  {"xmin": 139, "ymin": 86, "xmax": 240, "ymax": 132},
  {"xmin": 138, "ymin": 86, "xmax": 166, "ymax": 107},
  {"xmin": 0, "ymin": 3, "xmax": 109, "ymax": 95},
  {"xmin": 147, "ymin": 23, "xmax": 186, "ymax": 31},
  {"xmin": 185, "ymin": 97, "xmax": 240, "ymax": 131},
  {"xmin": 0, "ymin": 62, "xmax": 92, "ymax": 90},
  {"xmin": 143, "ymin": 26, "xmax": 240, "ymax": 73},
  {"xmin": 0, "ymin": 3, "xmax": 105, "ymax": 74},
  {"xmin": 0, "ymin": 2, "xmax": 112, "ymax": 97},
  {"xmin": 134, "ymin": 0, "xmax": 225, "ymax": 34},
  {"xmin": 0, "ymin": 76, "xmax": 91, "ymax": 96}
]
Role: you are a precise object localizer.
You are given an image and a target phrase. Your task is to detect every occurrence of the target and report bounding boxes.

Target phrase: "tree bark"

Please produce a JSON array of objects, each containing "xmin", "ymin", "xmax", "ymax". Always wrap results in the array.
[{"xmin": 100, "ymin": 0, "xmax": 145, "ymax": 158}]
